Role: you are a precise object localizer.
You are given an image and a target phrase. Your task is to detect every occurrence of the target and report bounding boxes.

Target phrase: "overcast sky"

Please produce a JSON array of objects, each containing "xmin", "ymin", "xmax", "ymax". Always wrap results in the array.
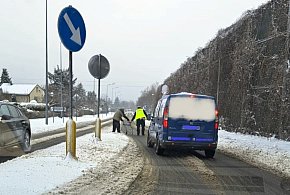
[{"xmin": 0, "ymin": 0, "xmax": 269, "ymax": 101}]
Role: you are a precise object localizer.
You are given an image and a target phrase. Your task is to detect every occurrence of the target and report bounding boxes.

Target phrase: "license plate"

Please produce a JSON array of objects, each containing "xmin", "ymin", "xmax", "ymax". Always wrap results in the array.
[{"xmin": 182, "ymin": 125, "xmax": 200, "ymax": 130}]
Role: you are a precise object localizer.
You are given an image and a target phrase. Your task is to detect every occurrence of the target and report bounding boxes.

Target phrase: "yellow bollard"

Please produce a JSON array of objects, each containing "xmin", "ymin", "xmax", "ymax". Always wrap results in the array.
[
  {"xmin": 95, "ymin": 118, "xmax": 102, "ymax": 140},
  {"xmin": 66, "ymin": 119, "xmax": 77, "ymax": 158}
]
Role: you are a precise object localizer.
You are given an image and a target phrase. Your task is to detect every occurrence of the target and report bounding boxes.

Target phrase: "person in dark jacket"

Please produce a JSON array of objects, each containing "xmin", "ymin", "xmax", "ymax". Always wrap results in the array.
[
  {"xmin": 112, "ymin": 108, "xmax": 130, "ymax": 133},
  {"xmin": 131, "ymin": 106, "xmax": 148, "ymax": 136}
]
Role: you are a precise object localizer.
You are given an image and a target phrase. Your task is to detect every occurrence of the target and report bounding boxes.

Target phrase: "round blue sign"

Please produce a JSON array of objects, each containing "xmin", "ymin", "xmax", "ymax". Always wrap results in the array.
[{"xmin": 58, "ymin": 6, "xmax": 86, "ymax": 52}]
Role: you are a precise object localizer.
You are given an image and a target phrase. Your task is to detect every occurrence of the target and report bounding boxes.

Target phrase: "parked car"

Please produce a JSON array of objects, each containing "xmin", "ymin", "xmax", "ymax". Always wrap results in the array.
[
  {"xmin": 0, "ymin": 102, "xmax": 31, "ymax": 153},
  {"xmin": 147, "ymin": 92, "xmax": 218, "ymax": 158}
]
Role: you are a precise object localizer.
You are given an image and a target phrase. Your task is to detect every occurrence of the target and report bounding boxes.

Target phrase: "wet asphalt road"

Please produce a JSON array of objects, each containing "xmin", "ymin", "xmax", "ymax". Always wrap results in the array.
[{"xmin": 126, "ymin": 131, "xmax": 290, "ymax": 195}]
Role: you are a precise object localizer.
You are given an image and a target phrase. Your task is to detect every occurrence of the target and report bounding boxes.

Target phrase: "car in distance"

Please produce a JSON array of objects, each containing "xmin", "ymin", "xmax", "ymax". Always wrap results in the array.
[
  {"xmin": 147, "ymin": 92, "xmax": 218, "ymax": 158},
  {"xmin": 0, "ymin": 102, "xmax": 31, "ymax": 153}
]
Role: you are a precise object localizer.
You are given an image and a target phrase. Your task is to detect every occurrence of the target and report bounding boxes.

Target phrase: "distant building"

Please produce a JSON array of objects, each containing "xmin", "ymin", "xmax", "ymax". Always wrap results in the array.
[{"xmin": 0, "ymin": 83, "xmax": 44, "ymax": 103}]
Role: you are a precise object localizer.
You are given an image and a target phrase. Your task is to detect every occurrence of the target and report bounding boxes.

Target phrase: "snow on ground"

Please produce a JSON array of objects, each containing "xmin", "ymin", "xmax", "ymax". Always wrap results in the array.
[
  {"xmin": 218, "ymin": 130, "xmax": 290, "ymax": 178},
  {"xmin": 0, "ymin": 114, "xmax": 143, "ymax": 195},
  {"xmin": 0, "ymin": 115, "xmax": 289, "ymax": 194},
  {"xmin": 0, "ymin": 127, "xmax": 141, "ymax": 195},
  {"xmin": 30, "ymin": 113, "xmax": 113, "ymax": 135}
]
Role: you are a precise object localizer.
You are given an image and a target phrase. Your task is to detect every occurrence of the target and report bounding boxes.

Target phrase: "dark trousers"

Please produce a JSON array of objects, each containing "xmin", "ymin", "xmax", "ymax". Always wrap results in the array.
[
  {"xmin": 112, "ymin": 119, "xmax": 121, "ymax": 132},
  {"xmin": 136, "ymin": 119, "xmax": 145, "ymax": 135}
]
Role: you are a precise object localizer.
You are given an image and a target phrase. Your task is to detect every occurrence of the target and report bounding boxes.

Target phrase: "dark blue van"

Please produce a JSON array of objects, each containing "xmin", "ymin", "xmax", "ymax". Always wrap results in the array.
[{"xmin": 147, "ymin": 92, "xmax": 218, "ymax": 158}]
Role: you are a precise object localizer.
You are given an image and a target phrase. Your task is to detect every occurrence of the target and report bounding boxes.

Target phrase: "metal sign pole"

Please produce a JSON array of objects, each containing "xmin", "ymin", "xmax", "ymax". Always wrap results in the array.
[
  {"xmin": 69, "ymin": 51, "xmax": 73, "ymax": 119},
  {"xmin": 58, "ymin": 5, "xmax": 86, "ymax": 159},
  {"xmin": 97, "ymin": 54, "xmax": 101, "ymax": 118},
  {"xmin": 88, "ymin": 54, "xmax": 110, "ymax": 140},
  {"xmin": 98, "ymin": 78, "xmax": 100, "ymax": 118}
]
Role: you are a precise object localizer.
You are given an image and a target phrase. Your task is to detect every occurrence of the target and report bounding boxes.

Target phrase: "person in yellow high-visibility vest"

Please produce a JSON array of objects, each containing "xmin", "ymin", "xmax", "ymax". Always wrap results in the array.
[{"xmin": 131, "ymin": 106, "xmax": 148, "ymax": 136}]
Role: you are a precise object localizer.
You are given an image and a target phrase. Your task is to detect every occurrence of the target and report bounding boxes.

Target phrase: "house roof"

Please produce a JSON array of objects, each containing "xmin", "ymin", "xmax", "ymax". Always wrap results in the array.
[{"xmin": 0, "ymin": 83, "xmax": 42, "ymax": 95}]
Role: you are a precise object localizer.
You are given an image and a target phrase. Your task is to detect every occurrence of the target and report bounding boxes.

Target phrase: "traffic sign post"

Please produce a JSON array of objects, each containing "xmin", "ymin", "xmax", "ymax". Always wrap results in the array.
[
  {"xmin": 88, "ymin": 55, "xmax": 110, "ymax": 79},
  {"xmin": 58, "ymin": 6, "xmax": 86, "ymax": 52},
  {"xmin": 58, "ymin": 5, "xmax": 86, "ymax": 119},
  {"xmin": 58, "ymin": 5, "xmax": 86, "ymax": 159},
  {"xmin": 88, "ymin": 54, "xmax": 110, "ymax": 117},
  {"xmin": 88, "ymin": 54, "xmax": 110, "ymax": 140}
]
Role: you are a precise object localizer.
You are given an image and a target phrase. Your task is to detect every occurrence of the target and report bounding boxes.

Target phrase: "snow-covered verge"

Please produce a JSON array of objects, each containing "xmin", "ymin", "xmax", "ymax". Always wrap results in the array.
[
  {"xmin": 218, "ymin": 130, "xmax": 290, "ymax": 178},
  {"xmin": 0, "ymin": 126, "xmax": 143, "ymax": 195},
  {"xmin": 30, "ymin": 113, "xmax": 113, "ymax": 135},
  {"xmin": 47, "ymin": 132, "xmax": 143, "ymax": 195}
]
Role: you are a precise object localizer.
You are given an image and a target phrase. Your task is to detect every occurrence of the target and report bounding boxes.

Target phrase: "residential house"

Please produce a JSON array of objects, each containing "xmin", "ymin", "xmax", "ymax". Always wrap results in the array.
[{"xmin": 0, "ymin": 83, "xmax": 44, "ymax": 103}]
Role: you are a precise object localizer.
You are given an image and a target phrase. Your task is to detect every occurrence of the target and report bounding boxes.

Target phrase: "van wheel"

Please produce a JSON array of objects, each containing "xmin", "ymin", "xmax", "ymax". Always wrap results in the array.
[
  {"xmin": 155, "ymin": 139, "xmax": 164, "ymax": 155},
  {"xmin": 21, "ymin": 130, "xmax": 31, "ymax": 153},
  {"xmin": 147, "ymin": 133, "xmax": 154, "ymax": 148},
  {"xmin": 205, "ymin": 149, "xmax": 215, "ymax": 158}
]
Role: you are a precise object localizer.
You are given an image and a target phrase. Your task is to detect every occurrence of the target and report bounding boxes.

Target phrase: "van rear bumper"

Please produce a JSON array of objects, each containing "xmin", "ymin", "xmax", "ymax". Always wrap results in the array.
[{"xmin": 160, "ymin": 140, "xmax": 217, "ymax": 150}]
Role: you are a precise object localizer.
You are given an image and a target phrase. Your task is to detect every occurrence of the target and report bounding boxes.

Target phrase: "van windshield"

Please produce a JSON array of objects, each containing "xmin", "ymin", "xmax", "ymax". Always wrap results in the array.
[{"xmin": 168, "ymin": 96, "xmax": 216, "ymax": 121}]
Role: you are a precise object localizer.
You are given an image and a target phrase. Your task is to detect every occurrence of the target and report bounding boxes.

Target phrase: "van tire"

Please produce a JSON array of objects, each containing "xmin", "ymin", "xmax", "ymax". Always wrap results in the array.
[
  {"xmin": 205, "ymin": 149, "xmax": 215, "ymax": 158},
  {"xmin": 155, "ymin": 139, "xmax": 164, "ymax": 155},
  {"xmin": 147, "ymin": 134, "xmax": 154, "ymax": 148}
]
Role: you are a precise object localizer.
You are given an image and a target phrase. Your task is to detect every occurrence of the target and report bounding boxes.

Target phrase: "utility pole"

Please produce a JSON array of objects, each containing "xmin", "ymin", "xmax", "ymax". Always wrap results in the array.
[
  {"xmin": 216, "ymin": 58, "xmax": 221, "ymax": 106},
  {"xmin": 45, "ymin": 0, "xmax": 48, "ymax": 125},
  {"xmin": 60, "ymin": 42, "xmax": 64, "ymax": 122},
  {"xmin": 106, "ymin": 83, "xmax": 115, "ymax": 114}
]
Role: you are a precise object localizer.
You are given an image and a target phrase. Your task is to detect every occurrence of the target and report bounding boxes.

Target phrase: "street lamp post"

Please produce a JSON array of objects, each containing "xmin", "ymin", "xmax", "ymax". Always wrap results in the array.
[
  {"xmin": 50, "ymin": 92, "xmax": 54, "ymax": 123},
  {"xmin": 115, "ymin": 91, "xmax": 120, "ymax": 100},
  {"xmin": 60, "ymin": 42, "xmax": 64, "ymax": 123},
  {"xmin": 45, "ymin": 0, "xmax": 49, "ymax": 125},
  {"xmin": 115, "ymin": 91, "xmax": 121, "ymax": 107},
  {"xmin": 111, "ymin": 86, "xmax": 119, "ymax": 107},
  {"xmin": 73, "ymin": 94, "xmax": 79, "ymax": 121},
  {"xmin": 151, "ymin": 93, "xmax": 155, "ymax": 113},
  {"xmin": 106, "ymin": 82, "xmax": 115, "ymax": 114}
]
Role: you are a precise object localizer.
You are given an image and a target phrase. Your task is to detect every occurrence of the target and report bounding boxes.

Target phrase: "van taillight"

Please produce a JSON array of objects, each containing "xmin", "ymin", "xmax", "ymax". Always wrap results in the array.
[
  {"xmin": 163, "ymin": 107, "xmax": 169, "ymax": 128},
  {"xmin": 215, "ymin": 109, "xmax": 219, "ymax": 130},
  {"xmin": 215, "ymin": 122, "xmax": 219, "ymax": 130},
  {"xmin": 163, "ymin": 120, "xmax": 168, "ymax": 128}
]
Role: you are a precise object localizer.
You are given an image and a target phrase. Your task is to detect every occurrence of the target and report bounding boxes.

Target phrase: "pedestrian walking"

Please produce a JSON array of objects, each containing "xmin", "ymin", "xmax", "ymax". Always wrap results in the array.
[
  {"xmin": 112, "ymin": 108, "xmax": 130, "ymax": 133},
  {"xmin": 131, "ymin": 106, "xmax": 148, "ymax": 136}
]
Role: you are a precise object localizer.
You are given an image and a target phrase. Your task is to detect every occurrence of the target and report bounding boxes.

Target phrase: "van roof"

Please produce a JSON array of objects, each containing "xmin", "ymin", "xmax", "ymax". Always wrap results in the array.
[{"xmin": 161, "ymin": 92, "xmax": 215, "ymax": 100}]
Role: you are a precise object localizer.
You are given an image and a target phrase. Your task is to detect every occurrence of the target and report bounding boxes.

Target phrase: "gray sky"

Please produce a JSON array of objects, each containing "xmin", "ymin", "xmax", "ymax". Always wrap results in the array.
[{"xmin": 0, "ymin": 0, "xmax": 269, "ymax": 102}]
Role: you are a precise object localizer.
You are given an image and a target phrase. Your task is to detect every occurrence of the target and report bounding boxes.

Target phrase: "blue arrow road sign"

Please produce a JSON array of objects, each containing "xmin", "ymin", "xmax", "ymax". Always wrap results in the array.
[{"xmin": 58, "ymin": 6, "xmax": 86, "ymax": 52}]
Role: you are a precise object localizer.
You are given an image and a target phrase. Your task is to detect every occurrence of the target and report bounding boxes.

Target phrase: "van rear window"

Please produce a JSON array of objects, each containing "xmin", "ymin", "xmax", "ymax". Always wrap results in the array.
[{"xmin": 168, "ymin": 96, "xmax": 216, "ymax": 121}]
